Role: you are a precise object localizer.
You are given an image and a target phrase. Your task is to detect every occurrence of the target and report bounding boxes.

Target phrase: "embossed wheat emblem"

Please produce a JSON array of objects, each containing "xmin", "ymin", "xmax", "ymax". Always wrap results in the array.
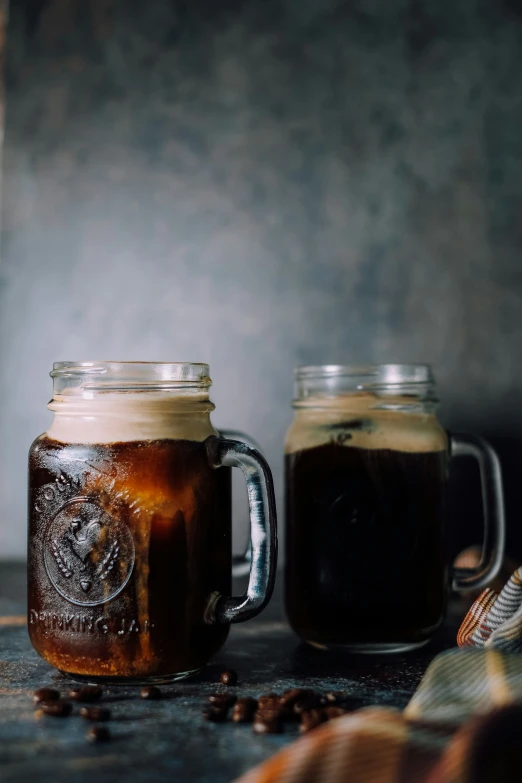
[
  {"xmin": 96, "ymin": 541, "xmax": 119, "ymax": 581},
  {"xmin": 44, "ymin": 496, "xmax": 135, "ymax": 605},
  {"xmin": 51, "ymin": 541, "xmax": 73, "ymax": 578}
]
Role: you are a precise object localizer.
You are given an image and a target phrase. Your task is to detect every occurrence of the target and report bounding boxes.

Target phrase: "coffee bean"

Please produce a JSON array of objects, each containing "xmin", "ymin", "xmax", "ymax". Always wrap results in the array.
[
  {"xmin": 253, "ymin": 717, "xmax": 282, "ymax": 734},
  {"xmin": 202, "ymin": 706, "xmax": 228, "ymax": 722},
  {"xmin": 38, "ymin": 700, "xmax": 73, "ymax": 717},
  {"xmin": 232, "ymin": 697, "xmax": 258, "ymax": 723},
  {"xmin": 80, "ymin": 706, "xmax": 111, "ymax": 722},
  {"xmin": 32, "ymin": 687, "xmax": 60, "ymax": 704},
  {"xmin": 259, "ymin": 692, "xmax": 279, "ymax": 700},
  {"xmin": 254, "ymin": 707, "xmax": 282, "ymax": 721},
  {"xmin": 293, "ymin": 694, "xmax": 322, "ymax": 715},
  {"xmin": 325, "ymin": 706, "xmax": 346, "ymax": 720},
  {"xmin": 280, "ymin": 688, "xmax": 315, "ymax": 709},
  {"xmin": 220, "ymin": 670, "xmax": 238, "ymax": 686},
  {"xmin": 257, "ymin": 704, "xmax": 298, "ymax": 724},
  {"xmin": 86, "ymin": 725, "xmax": 111, "ymax": 743},
  {"xmin": 208, "ymin": 693, "xmax": 237, "ymax": 709},
  {"xmin": 68, "ymin": 685, "xmax": 102, "ymax": 702},
  {"xmin": 258, "ymin": 693, "xmax": 281, "ymax": 709},
  {"xmin": 324, "ymin": 691, "xmax": 345, "ymax": 704},
  {"xmin": 140, "ymin": 685, "xmax": 162, "ymax": 700},
  {"xmin": 300, "ymin": 708, "xmax": 327, "ymax": 733}
]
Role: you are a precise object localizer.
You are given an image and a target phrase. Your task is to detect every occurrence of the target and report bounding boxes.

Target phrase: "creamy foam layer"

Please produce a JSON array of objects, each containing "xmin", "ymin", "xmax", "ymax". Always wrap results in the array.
[
  {"xmin": 285, "ymin": 393, "xmax": 448, "ymax": 454},
  {"xmin": 46, "ymin": 391, "xmax": 218, "ymax": 443}
]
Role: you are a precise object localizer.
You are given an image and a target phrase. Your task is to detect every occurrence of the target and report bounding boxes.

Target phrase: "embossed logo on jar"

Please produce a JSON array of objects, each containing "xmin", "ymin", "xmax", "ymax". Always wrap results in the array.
[{"xmin": 44, "ymin": 497, "xmax": 135, "ymax": 607}]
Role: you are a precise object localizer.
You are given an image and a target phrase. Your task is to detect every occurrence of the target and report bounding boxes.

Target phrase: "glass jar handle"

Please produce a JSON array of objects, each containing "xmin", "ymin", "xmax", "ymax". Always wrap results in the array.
[
  {"xmin": 218, "ymin": 429, "xmax": 261, "ymax": 577},
  {"xmin": 205, "ymin": 436, "xmax": 278, "ymax": 624},
  {"xmin": 450, "ymin": 433, "xmax": 506, "ymax": 591}
]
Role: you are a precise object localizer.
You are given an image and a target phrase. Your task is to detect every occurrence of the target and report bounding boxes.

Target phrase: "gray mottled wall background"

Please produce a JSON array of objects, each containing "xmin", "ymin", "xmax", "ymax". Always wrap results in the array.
[{"xmin": 1, "ymin": 0, "xmax": 522, "ymax": 559}]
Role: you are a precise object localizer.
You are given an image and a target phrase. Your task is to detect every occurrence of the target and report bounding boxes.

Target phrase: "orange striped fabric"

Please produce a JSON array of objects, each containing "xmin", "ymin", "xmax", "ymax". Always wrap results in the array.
[
  {"xmin": 234, "ymin": 709, "xmax": 430, "ymax": 783},
  {"xmin": 233, "ymin": 650, "xmax": 522, "ymax": 783},
  {"xmin": 456, "ymin": 589, "xmax": 497, "ymax": 647},
  {"xmin": 457, "ymin": 566, "xmax": 522, "ymax": 651},
  {"xmin": 232, "ymin": 565, "xmax": 522, "ymax": 783}
]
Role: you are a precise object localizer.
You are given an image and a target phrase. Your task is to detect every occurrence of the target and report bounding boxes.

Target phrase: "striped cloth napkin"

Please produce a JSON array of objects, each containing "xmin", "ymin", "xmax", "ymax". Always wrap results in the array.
[
  {"xmin": 457, "ymin": 566, "xmax": 522, "ymax": 652},
  {"xmin": 233, "ymin": 566, "xmax": 522, "ymax": 783}
]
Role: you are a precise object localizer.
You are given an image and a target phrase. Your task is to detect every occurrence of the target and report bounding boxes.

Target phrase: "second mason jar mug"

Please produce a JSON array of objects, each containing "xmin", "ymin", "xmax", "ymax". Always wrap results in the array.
[
  {"xmin": 28, "ymin": 361, "xmax": 277, "ymax": 682},
  {"xmin": 284, "ymin": 364, "xmax": 505, "ymax": 653}
]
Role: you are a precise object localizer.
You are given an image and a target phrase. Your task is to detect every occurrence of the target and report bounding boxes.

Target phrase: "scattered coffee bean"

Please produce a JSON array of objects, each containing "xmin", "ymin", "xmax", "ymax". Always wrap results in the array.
[
  {"xmin": 86, "ymin": 725, "xmax": 111, "ymax": 743},
  {"xmin": 32, "ymin": 687, "xmax": 60, "ymax": 704},
  {"xmin": 253, "ymin": 716, "xmax": 282, "ymax": 734},
  {"xmin": 324, "ymin": 691, "xmax": 345, "ymax": 704},
  {"xmin": 140, "ymin": 685, "xmax": 162, "ymax": 700},
  {"xmin": 293, "ymin": 694, "xmax": 322, "ymax": 715},
  {"xmin": 257, "ymin": 704, "xmax": 299, "ymax": 724},
  {"xmin": 220, "ymin": 670, "xmax": 238, "ymax": 686},
  {"xmin": 280, "ymin": 688, "xmax": 315, "ymax": 709},
  {"xmin": 257, "ymin": 701, "xmax": 281, "ymax": 715},
  {"xmin": 200, "ymin": 686, "xmax": 361, "ymax": 733},
  {"xmin": 255, "ymin": 706, "xmax": 281, "ymax": 721},
  {"xmin": 203, "ymin": 706, "xmax": 228, "ymax": 722},
  {"xmin": 38, "ymin": 700, "xmax": 73, "ymax": 718},
  {"xmin": 208, "ymin": 693, "xmax": 237, "ymax": 709},
  {"xmin": 258, "ymin": 693, "xmax": 281, "ymax": 709},
  {"xmin": 325, "ymin": 706, "xmax": 346, "ymax": 720},
  {"xmin": 69, "ymin": 685, "xmax": 102, "ymax": 702},
  {"xmin": 80, "ymin": 706, "xmax": 112, "ymax": 722},
  {"xmin": 300, "ymin": 708, "xmax": 327, "ymax": 733},
  {"xmin": 232, "ymin": 697, "xmax": 258, "ymax": 723}
]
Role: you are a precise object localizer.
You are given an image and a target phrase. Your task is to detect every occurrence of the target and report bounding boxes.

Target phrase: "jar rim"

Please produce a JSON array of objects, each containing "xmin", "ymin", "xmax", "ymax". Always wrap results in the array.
[
  {"xmin": 50, "ymin": 361, "xmax": 211, "ymax": 391},
  {"xmin": 295, "ymin": 364, "xmax": 434, "ymax": 384},
  {"xmin": 293, "ymin": 364, "xmax": 437, "ymax": 406}
]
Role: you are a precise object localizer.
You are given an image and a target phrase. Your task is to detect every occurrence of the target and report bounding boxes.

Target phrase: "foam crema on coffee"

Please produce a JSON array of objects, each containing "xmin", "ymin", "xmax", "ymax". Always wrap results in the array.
[
  {"xmin": 46, "ymin": 390, "xmax": 218, "ymax": 444},
  {"xmin": 285, "ymin": 392, "xmax": 448, "ymax": 455}
]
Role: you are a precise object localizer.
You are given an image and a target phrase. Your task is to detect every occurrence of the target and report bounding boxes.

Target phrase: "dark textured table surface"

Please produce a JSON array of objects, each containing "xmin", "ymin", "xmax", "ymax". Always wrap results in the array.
[{"xmin": 0, "ymin": 563, "xmax": 465, "ymax": 783}]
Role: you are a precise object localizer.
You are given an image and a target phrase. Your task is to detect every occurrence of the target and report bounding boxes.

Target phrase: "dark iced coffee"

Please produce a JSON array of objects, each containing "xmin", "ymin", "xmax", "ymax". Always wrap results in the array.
[
  {"xmin": 285, "ymin": 378, "xmax": 450, "ymax": 651},
  {"xmin": 285, "ymin": 440, "xmax": 449, "ymax": 650}
]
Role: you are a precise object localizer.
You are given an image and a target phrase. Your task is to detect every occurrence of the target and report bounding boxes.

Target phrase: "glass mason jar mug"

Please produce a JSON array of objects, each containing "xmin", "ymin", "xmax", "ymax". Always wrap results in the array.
[
  {"xmin": 28, "ymin": 362, "xmax": 277, "ymax": 683},
  {"xmin": 284, "ymin": 365, "xmax": 505, "ymax": 653}
]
